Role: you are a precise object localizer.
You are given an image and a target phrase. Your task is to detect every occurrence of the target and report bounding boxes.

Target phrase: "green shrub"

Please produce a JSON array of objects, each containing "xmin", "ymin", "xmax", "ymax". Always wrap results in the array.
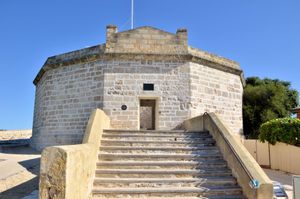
[{"xmin": 259, "ymin": 118, "xmax": 300, "ymax": 145}]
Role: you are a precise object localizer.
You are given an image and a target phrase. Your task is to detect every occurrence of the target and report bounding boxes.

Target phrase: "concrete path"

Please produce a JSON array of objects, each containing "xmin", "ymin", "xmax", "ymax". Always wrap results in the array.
[
  {"xmin": 22, "ymin": 190, "xmax": 38, "ymax": 199},
  {"xmin": 264, "ymin": 168, "xmax": 294, "ymax": 199},
  {"xmin": 0, "ymin": 146, "xmax": 40, "ymax": 199}
]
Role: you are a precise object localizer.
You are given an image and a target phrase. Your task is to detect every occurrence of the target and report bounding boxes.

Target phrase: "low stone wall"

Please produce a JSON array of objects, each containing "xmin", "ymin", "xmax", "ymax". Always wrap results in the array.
[
  {"xmin": 0, "ymin": 130, "xmax": 32, "ymax": 140},
  {"xmin": 183, "ymin": 113, "xmax": 273, "ymax": 199},
  {"xmin": 39, "ymin": 109, "xmax": 110, "ymax": 199}
]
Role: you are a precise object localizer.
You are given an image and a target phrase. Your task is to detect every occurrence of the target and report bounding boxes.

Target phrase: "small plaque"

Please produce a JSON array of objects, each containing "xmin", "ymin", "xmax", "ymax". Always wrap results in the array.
[
  {"xmin": 121, "ymin": 105, "xmax": 127, "ymax": 110},
  {"xmin": 143, "ymin": 83, "xmax": 154, "ymax": 91}
]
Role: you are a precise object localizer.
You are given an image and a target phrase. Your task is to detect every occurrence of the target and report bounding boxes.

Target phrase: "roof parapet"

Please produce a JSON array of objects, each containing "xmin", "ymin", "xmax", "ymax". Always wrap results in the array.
[
  {"xmin": 176, "ymin": 28, "xmax": 188, "ymax": 46},
  {"xmin": 106, "ymin": 25, "xmax": 118, "ymax": 49}
]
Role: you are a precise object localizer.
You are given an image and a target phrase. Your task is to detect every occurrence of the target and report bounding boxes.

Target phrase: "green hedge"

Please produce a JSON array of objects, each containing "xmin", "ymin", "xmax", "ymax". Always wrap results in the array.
[{"xmin": 259, "ymin": 118, "xmax": 300, "ymax": 145}]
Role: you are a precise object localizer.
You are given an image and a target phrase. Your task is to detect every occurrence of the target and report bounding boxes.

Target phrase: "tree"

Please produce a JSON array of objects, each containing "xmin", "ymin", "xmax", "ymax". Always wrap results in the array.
[
  {"xmin": 259, "ymin": 118, "xmax": 300, "ymax": 146},
  {"xmin": 243, "ymin": 77, "xmax": 299, "ymax": 138}
]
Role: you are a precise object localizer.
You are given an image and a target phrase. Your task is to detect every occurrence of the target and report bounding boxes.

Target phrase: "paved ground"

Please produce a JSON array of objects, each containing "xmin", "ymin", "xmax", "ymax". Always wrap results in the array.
[
  {"xmin": 0, "ymin": 145, "xmax": 40, "ymax": 199},
  {"xmin": 22, "ymin": 190, "xmax": 38, "ymax": 199},
  {"xmin": 264, "ymin": 168, "xmax": 294, "ymax": 199}
]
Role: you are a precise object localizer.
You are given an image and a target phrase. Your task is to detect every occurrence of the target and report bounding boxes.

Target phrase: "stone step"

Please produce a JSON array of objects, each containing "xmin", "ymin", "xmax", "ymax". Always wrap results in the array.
[
  {"xmin": 92, "ymin": 186, "xmax": 242, "ymax": 198},
  {"xmin": 98, "ymin": 153, "xmax": 222, "ymax": 161},
  {"xmin": 104, "ymin": 130, "xmax": 207, "ymax": 135},
  {"xmin": 96, "ymin": 169, "xmax": 232, "ymax": 175},
  {"xmin": 93, "ymin": 177, "xmax": 237, "ymax": 188},
  {"xmin": 92, "ymin": 196, "xmax": 245, "ymax": 199},
  {"xmin": 100, "ymin": 139, "xmax": 215, "ymax": 147},
  {"xmin": 93, "ymin": 129, "xmax": 243, "ymax": 199},
  {"xmin": 97, "ymin": 160, "xmax": 227, "ymax": 169},
  {"xmin": 100, "ymin": 146, "xmax": 218, "ymax": 151},
  {"xmin": 206, "ymin": 196, "xmax": 245, "ymax": 199},
  {"xmin": 101, "ymin": 137, "xmax": 214, "ymax": 142},
  {"xmin": 102, "ymin": 133, "xmax": 212, "ymax": 138},
  {"xmin": 95, "ymin": 168, "xmax": 232, "ymax": 178},
  {"xmin": 100, "ymin": 147, "xmax": 220, "ymax": 155}
]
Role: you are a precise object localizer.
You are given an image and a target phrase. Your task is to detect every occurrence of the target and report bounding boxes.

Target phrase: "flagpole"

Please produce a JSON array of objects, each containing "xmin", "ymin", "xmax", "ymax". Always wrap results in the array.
[{"xmin": 131, "ymin": 0, "xmax": 134, "ymax": 29}]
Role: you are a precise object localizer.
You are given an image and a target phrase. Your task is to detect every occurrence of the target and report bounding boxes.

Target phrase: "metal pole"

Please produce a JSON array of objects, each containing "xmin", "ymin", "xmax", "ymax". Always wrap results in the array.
[{"xmin": 131, "ymin": 0, "xmax": 134, "ymax": 29}]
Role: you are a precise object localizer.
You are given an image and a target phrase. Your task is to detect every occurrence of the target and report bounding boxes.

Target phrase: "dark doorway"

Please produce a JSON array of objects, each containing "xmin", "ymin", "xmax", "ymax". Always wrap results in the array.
[{"xmin": 140, "ymin": 99, "xmax": 156, "ymax": 130}]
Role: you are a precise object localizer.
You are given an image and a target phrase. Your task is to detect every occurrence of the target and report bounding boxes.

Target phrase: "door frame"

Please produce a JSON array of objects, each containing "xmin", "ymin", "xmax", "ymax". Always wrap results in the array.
[{"xmin": 138, "ymin": 96, "xmax": 159, "ymax": 130}]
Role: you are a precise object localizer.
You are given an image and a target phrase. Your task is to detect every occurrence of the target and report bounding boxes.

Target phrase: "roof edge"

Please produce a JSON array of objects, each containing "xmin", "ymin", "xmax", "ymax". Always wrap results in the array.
[{"xmin": 33, "ymin": 51, "xmax": 245, "ymax": 86}]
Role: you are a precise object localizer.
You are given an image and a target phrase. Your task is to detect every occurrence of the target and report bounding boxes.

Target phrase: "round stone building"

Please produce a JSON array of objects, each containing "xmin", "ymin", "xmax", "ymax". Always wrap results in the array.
[{"xmin": 31, "ymin": 25, "xmax": 244, "ymax": 150}]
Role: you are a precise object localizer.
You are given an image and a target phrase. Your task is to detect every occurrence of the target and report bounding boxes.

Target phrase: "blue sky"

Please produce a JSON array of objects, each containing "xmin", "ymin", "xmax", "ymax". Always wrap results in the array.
[{"xmin": 0, "ymin": 0, "xmax": 299, "ymax": 129}]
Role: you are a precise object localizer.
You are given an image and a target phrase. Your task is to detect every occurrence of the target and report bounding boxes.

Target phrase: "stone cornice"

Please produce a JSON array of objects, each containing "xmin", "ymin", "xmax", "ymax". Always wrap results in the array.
[
  {"xmin": 33, "ymin": 45, "xmax": 245, "ymax": 87},
  {"xmin": 188, "ymin": 47, "xmax": 240, "ymax": 70}
]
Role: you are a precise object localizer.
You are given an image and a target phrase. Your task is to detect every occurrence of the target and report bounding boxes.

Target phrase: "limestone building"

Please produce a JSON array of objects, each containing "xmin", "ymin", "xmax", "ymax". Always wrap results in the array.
[{"xmin": 31, "ymin": 25, "xmax": 244, "ymax": 150}]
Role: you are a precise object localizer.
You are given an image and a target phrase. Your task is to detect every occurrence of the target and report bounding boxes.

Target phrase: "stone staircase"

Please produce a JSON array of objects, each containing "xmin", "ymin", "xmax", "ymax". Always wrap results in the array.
[{"xmin": 92, "ymin": 130, "xmax": 245, "ymax": 199}]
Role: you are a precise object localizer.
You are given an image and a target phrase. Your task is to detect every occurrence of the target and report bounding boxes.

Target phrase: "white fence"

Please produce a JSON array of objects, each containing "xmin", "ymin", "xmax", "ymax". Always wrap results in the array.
[{"xmin": 244, "ymin": 139, "xmax": 300, "ymax": 174}]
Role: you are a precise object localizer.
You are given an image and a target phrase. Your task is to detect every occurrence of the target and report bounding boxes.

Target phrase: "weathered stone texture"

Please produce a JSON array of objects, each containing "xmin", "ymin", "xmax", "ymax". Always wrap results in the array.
[
  {"xmin": 189, "ymin": 62, "xmax": 243, "ymax": 134},
  {"xmin": 31, "ymin": 58, "xmax": 191, "ymax": 149},
  {"xmin": 102, "ymin": 60, "xmax": 190, "ymax": 130},
  {"xmin": 106, "ymin": 26, "xmax": 188, "ymax": 54},
  {"xmin": 0, "ymin": 129, "xmax": 31, "ymax": 140},
  {"xmin": 31, "ymin": 61, "xmax": 104, "ymax": 150}
]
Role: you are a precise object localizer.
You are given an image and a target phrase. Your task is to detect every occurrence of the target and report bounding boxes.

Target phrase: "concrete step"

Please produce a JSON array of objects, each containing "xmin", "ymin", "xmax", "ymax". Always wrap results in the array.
[
  {"xmin": 97, "ymin": 160, "xmax": 227, "ymax": 169},
  {"xmin": 95, "ymin": 168, "xmax": 232, "ymax": 178},
  {"xmin": 93, "ymin": 177, "xmax": 237, "ymax": 188},
  {"xmin": 100, "ymin": 146, "xmax": 220, "ymax": 154},
  {"xmin": 92, "ymin": 196, "xmax": 245, "ymax": 199},
  {"xmin": 100, "ymin": 145, "xmax": 218, "ymax": 151},
  {"xmin": 103, "ymin": 130, "xmax": 207, "ymax": 135},
  {"xmin": 101, "ymin": 147, "xmax": 220, "ymax": 155},
  {"xmin": 98, "ymin": 153, "xmax": 222, "ymax": 161},
  {"xmin": 102, "ymin": 133, "xmax": 212, "ymax": 138},
  {"xmin": 207, "ymin": 196, "xmax": 245, "ymax": 199},
  {"xmin": 100, "ymin": 139, "xmax": 215, "ymax": 147},
  {"xmin": 92, "ymin": 186, "xmax": 242, "ymax": 198},
  {"xmin": 93, "ymin": 129, "xmax": 243, "ymax": 199},
  {"xmin": 101, "ymin": 137, "xmax": 214, "ymax": 142}
]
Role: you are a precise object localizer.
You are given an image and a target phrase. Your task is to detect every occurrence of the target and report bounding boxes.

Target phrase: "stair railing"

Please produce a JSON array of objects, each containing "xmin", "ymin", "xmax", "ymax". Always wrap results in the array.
[{"xmin": 184, "ymin": 112, "xmax": 273, "ymax": 199}]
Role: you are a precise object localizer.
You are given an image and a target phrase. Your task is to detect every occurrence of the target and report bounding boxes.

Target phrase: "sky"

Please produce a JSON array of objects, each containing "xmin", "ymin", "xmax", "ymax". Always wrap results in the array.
[{"xmin": 0, "ymin": 0, "xmax": 299, "ymax": 129}]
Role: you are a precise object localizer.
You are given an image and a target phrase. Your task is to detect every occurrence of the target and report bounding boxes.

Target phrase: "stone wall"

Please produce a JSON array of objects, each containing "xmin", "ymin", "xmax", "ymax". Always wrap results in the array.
[
  {"xmin": 31, "ymin": 58, "xmax": 243, "ymax": 150},
  {"xmin": 31, "ymin": 61, "xmax": 105, "ymax": 150},
  {"xmin": 189, "ymin": 62, "xmax": 243, "ymax": 135},
  {"xmin": 31, "ymin": 58, "xmax": 191, "ymax": 150},
  {"xmin": 106, "ymin": 26, "xmax": 188, "ymax": 54},
  {"xmin": 0, "ymin": 129, "xmax": 32, "ymax": 140},
  {"xmin": 102, "ymin": 59, "xmax": 190, "ymax": 130}
]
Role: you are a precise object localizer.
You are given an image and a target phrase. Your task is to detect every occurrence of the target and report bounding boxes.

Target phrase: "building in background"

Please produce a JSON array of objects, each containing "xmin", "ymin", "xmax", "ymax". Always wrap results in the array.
[
  {"xmin": 31, "ymin": 25, "xmax": 244, "ymax": 150},
  {"xmin": 292, "ymin": 107, "xmax": 300, "ymax": 119}
]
